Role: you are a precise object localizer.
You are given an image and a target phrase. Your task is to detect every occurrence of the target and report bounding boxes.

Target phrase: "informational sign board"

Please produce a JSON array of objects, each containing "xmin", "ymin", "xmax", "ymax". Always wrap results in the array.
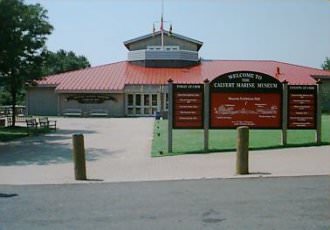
[
  {"xmin": 288, "ymin": 85, "xmax": 317, "ymax": 129},
  {"xmin": 173, "ymin": 84, "xmax": 204, "ymax": 129},
  {"xmin": 210, "ymin": 71, "xmax": 282, "ymax": 129}
]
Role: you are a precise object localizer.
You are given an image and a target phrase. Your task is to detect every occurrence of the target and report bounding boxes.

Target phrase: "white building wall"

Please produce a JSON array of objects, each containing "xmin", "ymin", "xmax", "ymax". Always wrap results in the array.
[
  {"xmin": 59, "ymin": 93, "xmax": 125, "ymax": 117},
  {"xmin": 26, "ymin": 87, "xmax": 58, "ymax": 116}
]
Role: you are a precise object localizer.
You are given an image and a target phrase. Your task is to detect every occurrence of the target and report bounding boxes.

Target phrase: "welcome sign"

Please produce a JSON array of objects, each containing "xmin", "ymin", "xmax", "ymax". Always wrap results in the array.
[{"xmin": 210, "ymin": 71, "xmax": 282, "ymax": 129}]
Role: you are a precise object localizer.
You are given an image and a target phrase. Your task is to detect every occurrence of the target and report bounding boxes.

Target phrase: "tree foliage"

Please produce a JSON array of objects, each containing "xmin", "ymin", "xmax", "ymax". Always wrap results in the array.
[
  {"xmin": 42, "ymin": 49, "xmax": 91, "ymax": 76},
  {"xmin": 0, "ymin": 0, "xmax": 53, "ymax": 126},
  {"xmin": 321, "ymin": 57, "xmax": 330, "ymax": 70}
]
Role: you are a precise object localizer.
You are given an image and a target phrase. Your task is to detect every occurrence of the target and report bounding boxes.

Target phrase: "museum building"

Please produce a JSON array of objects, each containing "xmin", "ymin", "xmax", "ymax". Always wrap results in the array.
[{"xmin": 26, "ymin": 29, "xmax": 330, "ymax": 117}]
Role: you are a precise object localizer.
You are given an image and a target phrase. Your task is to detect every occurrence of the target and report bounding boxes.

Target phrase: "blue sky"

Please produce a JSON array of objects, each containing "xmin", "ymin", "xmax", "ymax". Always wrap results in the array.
[{"xmin": 26, "ymin": 0, "xmax": 330, "ymax": 68}]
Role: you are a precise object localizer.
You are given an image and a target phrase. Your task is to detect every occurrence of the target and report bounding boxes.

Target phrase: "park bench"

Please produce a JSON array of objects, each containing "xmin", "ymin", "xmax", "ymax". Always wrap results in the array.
[
  {"xmin": 89, "ymin": 109, "xmax": 108, "ymax": 117},
  {"xmin": 25, "ymin": 118, "xmax": 38, "ymax": 131},
  {"xmin": 39, "ymin": 117, "xmax": 57, "ymax": 130},
  {"xmin": 63, "ymin": 108, "xmax": 82, "ymax": 117}
]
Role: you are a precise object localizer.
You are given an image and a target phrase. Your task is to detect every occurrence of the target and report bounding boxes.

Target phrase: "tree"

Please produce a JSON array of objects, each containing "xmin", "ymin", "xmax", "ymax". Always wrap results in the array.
[
  {"xmin": 0, "ymin": 0, "xmax": 53, "ymax": 126},
  {"xmin": 42, "ymin": 49, "xmax": 91, "ymax": 76},
  {"xmin": 321, "ymin": 57, "xmax": 330, "ymax": 70}
]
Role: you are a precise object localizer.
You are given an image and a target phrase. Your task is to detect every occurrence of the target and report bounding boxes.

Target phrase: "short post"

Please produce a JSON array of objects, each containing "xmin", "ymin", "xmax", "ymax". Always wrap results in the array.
[
  {"xmin": 72, "ymin": 134, "xmax": 87, "ymax": 180},
  {"xmin": 236, "ymin": 126, "xmax": 249, "ymax": 175}
]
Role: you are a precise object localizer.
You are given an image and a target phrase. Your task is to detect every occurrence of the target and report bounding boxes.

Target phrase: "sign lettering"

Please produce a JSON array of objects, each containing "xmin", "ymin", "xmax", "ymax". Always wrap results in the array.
[
  {"xmin": 288, "ymin": 85, "xmax": 317, "ymax": 129},
  {"xmin": 210, "ymin": 71, "xmax": 282, "ymax": 129},
  {"xmin": 173, "ymin": 84, "xmax": 204, "ymax": 129}
]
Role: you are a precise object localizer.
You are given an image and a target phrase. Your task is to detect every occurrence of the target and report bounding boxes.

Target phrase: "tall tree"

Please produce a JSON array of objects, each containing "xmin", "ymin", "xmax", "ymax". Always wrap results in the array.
[
  {"xmin": 42, "ymin": 49, "xmax": 91, "ymax": 76},
  {"xmin": 0, "ymin": 0, "xmax": 53, "ymax": 126},
  {"xmin": 321, "ymin": 57, "xmax": 330, "ymax": 70}
]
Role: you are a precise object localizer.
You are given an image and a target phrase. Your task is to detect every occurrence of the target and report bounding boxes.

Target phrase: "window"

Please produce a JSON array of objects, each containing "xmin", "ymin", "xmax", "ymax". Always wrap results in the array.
[
  {"xmin": 128, "ymin": 94, "xmax": 134, "ymax": 106},
  {"xmin": 126, "ymin": 93, "xmax": 159, "ymax": 116},
  {"xmin": 152, "ymin": 94, "xmax": 157, "ymax": 106},
  {"xmin": 144, "ymin": 95, "xmax": 150, "ymax": 106},
  {"xmin": 164, "ymin": 93, "xmax": 168, "ymax": 111},
  {"xmin": 128, "ymin": 107, "xmax": 134, "ymax": 115},
  {"xmin": 136, "ymin": 95, "xmax": 141, "ymax": 106}
]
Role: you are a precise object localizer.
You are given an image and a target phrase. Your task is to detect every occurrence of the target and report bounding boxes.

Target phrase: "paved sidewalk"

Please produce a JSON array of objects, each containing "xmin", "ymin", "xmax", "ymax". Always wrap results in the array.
[{"xmin": 0, "ymin": 117, "xmax": 329, "ymax": 185}]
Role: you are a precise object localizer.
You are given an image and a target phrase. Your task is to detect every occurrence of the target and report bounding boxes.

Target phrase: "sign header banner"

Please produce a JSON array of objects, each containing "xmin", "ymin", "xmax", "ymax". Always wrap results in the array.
[{"xmin": 210, "ymin": 71, "xmax": 282, "ymax": 93}]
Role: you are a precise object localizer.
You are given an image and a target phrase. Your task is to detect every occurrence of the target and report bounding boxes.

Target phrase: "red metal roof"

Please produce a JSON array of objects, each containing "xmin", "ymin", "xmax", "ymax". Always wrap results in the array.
[{"xmin": 36, "ymin": 60, "xmax": 330, "ymax": 92}]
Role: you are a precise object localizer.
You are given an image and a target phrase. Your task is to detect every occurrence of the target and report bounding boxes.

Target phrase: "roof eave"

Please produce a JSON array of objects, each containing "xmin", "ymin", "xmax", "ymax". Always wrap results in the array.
[
  {"xmin": 55, "ymin": 89, "xmax": 124, "ymax": 94},
  {"xmin": 311, "ymin": 74, "xmax": 330, "ymax": 80},
  {"xmin": 31, "ymin": 84, "xmax": 59, "ymax": 88}
]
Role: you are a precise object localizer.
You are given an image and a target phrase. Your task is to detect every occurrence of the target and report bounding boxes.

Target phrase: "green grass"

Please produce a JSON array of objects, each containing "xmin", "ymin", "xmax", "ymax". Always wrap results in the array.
[
  {"xmin": 151, "ymin": 114, "xmax": 330, "ymax": 157},
  {"xmin": 0, "ymin": 126, "xmax": 51, "ymax": 142}
]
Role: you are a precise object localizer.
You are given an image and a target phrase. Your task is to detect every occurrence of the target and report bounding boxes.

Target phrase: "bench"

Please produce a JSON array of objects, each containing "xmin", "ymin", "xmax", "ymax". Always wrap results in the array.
[
  {"xmin": 26, "ymin": 118, "xmax": 38, "ymax": 131},
  {"xmin": 63, "ymin": 108, "xmax": 82, "ymax": 117},
  {"xmin": 89, "ymin": 109, "xmax": 108, "ymax": 117},
  {"xmin": 39, "ymin": 117, "xmax": 57, "ymax": 130}
]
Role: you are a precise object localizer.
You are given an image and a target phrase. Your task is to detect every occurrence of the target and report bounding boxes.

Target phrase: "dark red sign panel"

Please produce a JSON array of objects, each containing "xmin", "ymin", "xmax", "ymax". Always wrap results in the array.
[
  {"xmin": 211, "ymin": 93, "xmax": 281, "ymax": 128},
  {"xmin": 210, "ymin": 71, "xmax": 282, "ymax": 129},
  {"xmin": 173, "ymin": 84, "xmax": 203, "ymax": 129},
  {"xmin": 288, "ymin": 85, "xmax": 317, "ymax": 129}
]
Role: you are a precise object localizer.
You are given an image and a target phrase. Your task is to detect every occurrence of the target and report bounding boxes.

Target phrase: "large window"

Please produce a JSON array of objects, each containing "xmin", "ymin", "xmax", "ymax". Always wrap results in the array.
[{"xmin": 126, "ymin": 93, "xmax": 159, "ymax": 116}]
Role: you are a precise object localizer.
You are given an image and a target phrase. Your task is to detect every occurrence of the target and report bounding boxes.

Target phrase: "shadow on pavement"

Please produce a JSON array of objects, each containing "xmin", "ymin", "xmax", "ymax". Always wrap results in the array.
[
  {"xmin": 0, "ymin": 129, "xmax": 118, "ymax": 166},
  {"xmin": 0, "ymin": 193, "xmax": 18, "ymax": 198}
]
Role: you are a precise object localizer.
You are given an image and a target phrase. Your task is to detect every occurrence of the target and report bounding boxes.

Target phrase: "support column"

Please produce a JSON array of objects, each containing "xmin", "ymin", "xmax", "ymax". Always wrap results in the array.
[
  {"xmin": 168, "ymin": 79, "xmax": 173, "ymax": 153},
  {"xmin": 204, "ymin": 79, "xmax": 210, "ymax": 152},
  {"xmin": 316, "ymin": 80, "xmax": 322, "ymax": 144},
  {"xmin": 281, "ymin": 81, "xmax": 288, "ymax": 146}
]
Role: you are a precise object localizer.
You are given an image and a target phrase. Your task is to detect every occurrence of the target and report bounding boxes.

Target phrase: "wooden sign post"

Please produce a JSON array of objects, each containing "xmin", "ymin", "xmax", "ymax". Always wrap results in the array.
[
  {"xmin": 204, "ymin": 79, "xmax": 210, "ymax": 152},
  {"xmin": 168, "ymin": 79, "xmax": 173, "ymax": 153},
  {"xmin": 282, "ymin": 81, "xmax": 288, "ymax": 145}
]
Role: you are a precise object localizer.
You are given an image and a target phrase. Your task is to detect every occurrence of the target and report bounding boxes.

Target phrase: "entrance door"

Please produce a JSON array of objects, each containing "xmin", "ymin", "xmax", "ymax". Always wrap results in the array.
[{"xmin": 126, "ymin": 93, "xmax": 159, "ymax": 116}]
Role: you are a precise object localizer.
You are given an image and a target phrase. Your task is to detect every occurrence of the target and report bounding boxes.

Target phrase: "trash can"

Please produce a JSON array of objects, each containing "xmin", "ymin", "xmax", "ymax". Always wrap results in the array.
[{"xmin": 155, "ymin": 111, "xmax": 161, "ymax": 120}]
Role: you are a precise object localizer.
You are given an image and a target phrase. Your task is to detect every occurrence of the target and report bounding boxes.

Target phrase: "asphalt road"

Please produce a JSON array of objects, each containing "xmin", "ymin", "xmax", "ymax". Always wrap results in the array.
[{"xmin": 0, "ymin": 176, "xmax": 329, "ymax": 230}]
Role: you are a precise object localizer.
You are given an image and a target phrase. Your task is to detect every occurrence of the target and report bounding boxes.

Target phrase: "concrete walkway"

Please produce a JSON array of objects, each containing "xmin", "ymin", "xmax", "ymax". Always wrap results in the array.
[{"xmin": 0, "ymin": 117, "xmax": 329, "ymax": 185}]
